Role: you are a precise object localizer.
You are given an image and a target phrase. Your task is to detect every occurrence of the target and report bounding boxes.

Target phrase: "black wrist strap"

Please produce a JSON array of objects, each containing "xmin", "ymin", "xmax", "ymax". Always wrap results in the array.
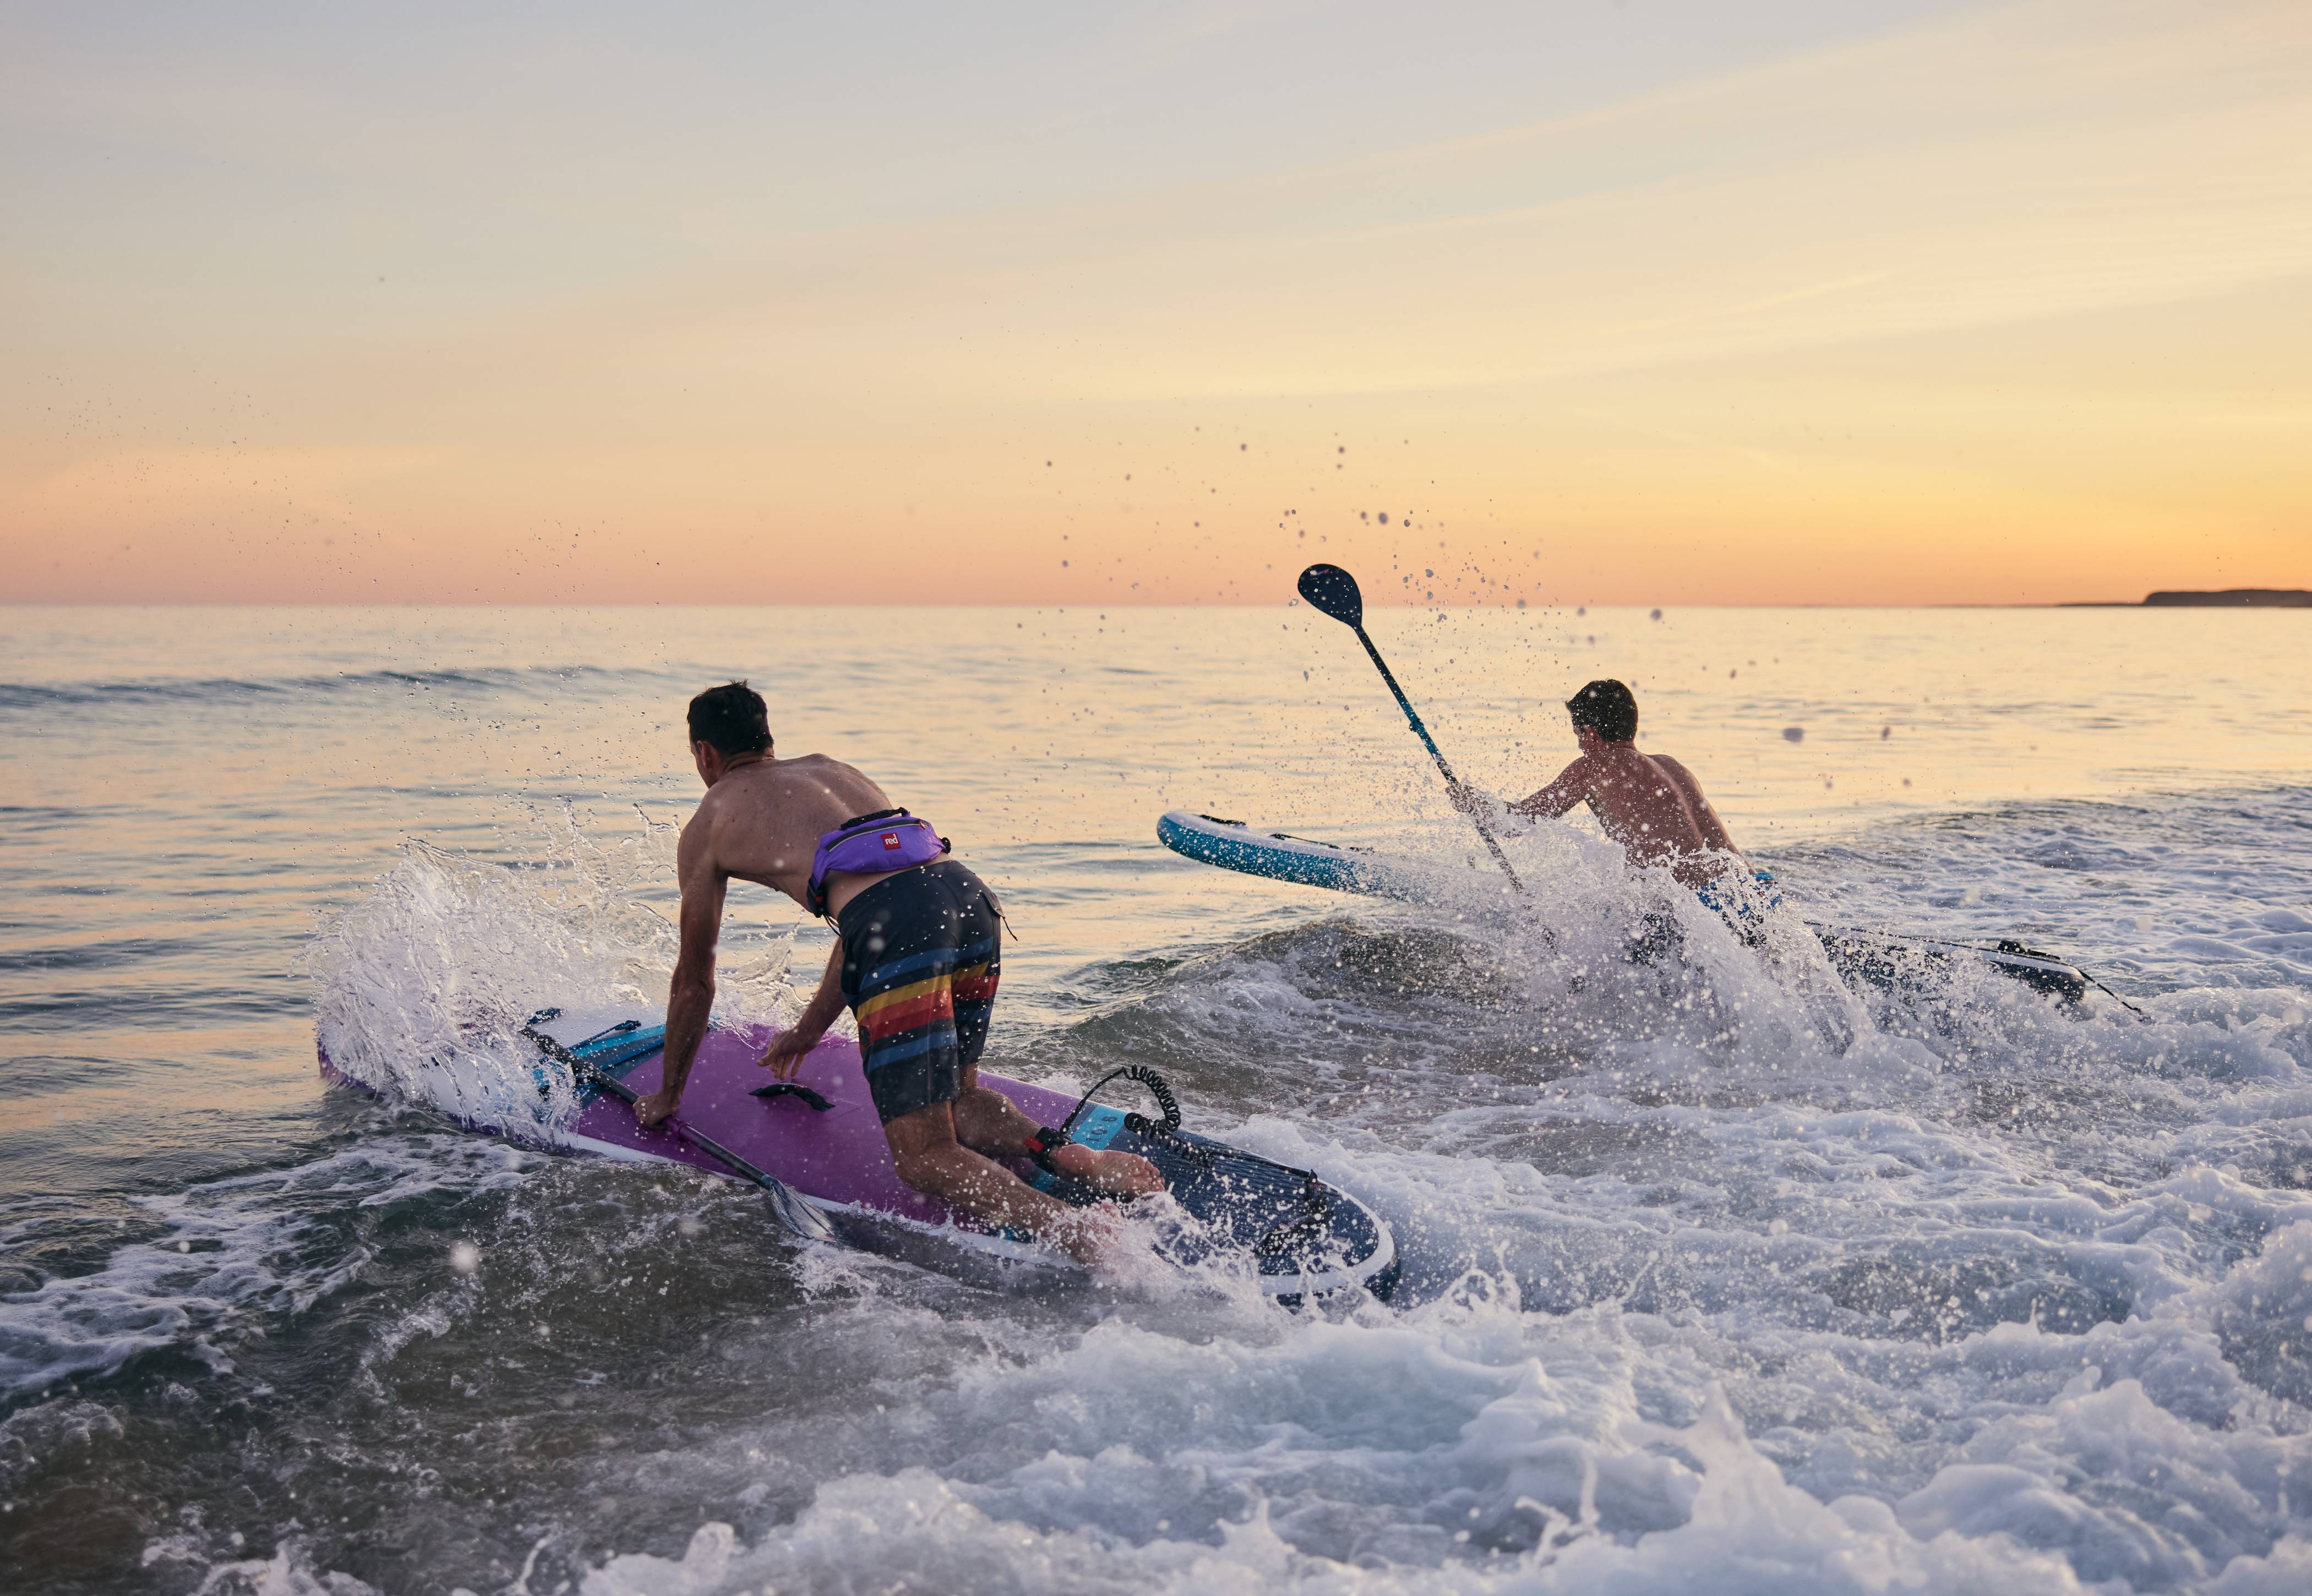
[{"xmin": 1022, "ymin": 1124, "xmax": 1073, "ymax": 1174}]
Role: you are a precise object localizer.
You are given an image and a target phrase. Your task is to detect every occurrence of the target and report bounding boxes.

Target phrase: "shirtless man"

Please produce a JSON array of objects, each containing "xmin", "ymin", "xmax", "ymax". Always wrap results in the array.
[
  {"xmin": 632, "ymin": 681, "xmax": 1162, "ymax": 1263},
  {"xmin": 1449, "ymin": 679, "xmax": 1745, "ymax": 888}
]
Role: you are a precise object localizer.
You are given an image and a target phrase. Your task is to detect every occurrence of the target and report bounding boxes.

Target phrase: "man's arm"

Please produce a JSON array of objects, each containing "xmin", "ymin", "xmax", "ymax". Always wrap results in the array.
[
  {"xmin": 634, "ymin": 823, "xmax": 726, "ymax": 1129},
  {"xmin": 1506, "ymin": 756, "xmax": 1594, "ymax": 821},
  {"xmin": 759, "ymin": 943, "xmax": 846, "ymax": 1079},
  {"xmin": 1443, "ymin": 779, "xmax": 1512, "ymax": 827}
]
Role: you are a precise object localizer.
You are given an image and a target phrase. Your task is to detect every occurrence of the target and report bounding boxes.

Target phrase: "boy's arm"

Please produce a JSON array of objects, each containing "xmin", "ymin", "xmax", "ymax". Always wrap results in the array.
[
  {"xmin": 1444, "ymin": 779, "xmax": 1511, "ymax": 825},
  {"xmin": 1448, "ymin": 757, "xmax": 1586, "ymax": 825},
  {"xmin": 1507, "ymin": 757, "xmax": 1593, "ymax": 821}
]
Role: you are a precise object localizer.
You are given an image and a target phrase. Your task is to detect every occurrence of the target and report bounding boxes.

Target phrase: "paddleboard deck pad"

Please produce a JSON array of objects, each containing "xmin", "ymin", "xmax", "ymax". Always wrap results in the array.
[
  {"xmin": 318, "ymin": 1008, "xmax": 1398, "ymax": 1303},
  {"xmin": 1159, "ymin": 810, "xmax": 2091, "ymax": 1005}
]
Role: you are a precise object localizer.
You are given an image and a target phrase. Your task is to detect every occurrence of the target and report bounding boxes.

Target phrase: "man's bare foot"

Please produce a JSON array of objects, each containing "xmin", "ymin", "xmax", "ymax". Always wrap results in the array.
[
  {"xmin": 1051, "ymin": 1144, "xmax": 1164, "ymax": 1198},
  {"xmin": 1045, "ymin": 1203, "xmax": 1130, "ymax": 1267}
]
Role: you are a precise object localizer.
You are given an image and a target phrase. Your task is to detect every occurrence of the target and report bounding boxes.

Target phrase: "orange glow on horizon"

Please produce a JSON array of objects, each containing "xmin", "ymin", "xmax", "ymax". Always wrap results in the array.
[{"xmin": 4, "ymin": 0, "xmax": 2307, "ymax": 607}]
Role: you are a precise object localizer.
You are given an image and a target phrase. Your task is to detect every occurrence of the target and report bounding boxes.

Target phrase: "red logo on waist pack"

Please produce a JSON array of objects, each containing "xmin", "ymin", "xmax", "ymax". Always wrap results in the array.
[{"xmin": 881, "ymin": 832, "xmax": 902, "ymax": 850}]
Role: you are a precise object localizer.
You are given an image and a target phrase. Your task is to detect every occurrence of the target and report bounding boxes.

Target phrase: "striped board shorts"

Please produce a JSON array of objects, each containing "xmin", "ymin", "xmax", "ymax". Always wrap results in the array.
[{"xmin": 835, "ymin": 859, "xmax": 1003, "ymax": 1124}]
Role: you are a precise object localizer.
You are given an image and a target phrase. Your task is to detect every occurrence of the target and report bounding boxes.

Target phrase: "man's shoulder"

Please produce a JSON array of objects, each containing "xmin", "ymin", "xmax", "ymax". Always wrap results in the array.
[
  {"xmin": 688, "ymin": 768, "xmax": 779, "ymax": 830},
  {"xmin": 1644, "ymin": 752, "xmax": 1709, "ymax": 799},
  {"xmin": 1540, "ymin": 751, "xmax": 1596, "ymax": 793},
  {"xmin": 674, "ymin": 795, "xmax": 721, "ymax": 874},
  {"xmin": 772, "ymin": 752, "xmax": 865, "ymax": 785}
]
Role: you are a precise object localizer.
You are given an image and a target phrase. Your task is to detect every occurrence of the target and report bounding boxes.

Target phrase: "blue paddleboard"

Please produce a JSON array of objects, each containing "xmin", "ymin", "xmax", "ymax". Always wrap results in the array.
[{"xmin": 1154, "ymin": 811, "xmax": 1437, "ymax": 898}]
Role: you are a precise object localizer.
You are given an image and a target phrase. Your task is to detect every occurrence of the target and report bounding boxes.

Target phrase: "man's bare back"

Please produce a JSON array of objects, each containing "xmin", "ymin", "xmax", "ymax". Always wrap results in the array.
[
  {"xmin": 1452, "ymin": 679, "xmax": 1743, "ymax": 888},
  {"xmin": 1507, "ymin": 743, "xmax": 1736, "ymax": 888},
  {"xmin": 682, "ymin": 751, "xmax": 907, "ymax": 921}
]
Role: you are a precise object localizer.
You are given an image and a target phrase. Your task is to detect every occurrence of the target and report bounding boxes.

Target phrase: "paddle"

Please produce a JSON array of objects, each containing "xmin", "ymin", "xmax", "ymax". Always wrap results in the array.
[
  {"xmin": 521, "ymin": 1024, "xmax": 839, "ymax": 1244},
  {"xmin": 1296, "ymin": 563, "xmax": 1523, "ymax": 893}
]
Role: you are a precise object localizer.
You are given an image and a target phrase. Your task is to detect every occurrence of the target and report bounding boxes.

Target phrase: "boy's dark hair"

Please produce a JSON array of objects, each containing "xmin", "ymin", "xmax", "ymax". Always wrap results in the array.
[
  {"xmin": 1566, "ymin": 679, "xmax": 1638, "ymax": 744},
  {"xmin": 687, "ymin": 681, "xmax": 772, "ymax": 756}
]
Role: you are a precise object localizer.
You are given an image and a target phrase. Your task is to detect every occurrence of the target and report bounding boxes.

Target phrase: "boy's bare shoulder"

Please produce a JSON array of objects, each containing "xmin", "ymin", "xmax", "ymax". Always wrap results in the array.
[{"xmin": 1645, "ymin": 753, "xmax": 1717, "ymax": 811}]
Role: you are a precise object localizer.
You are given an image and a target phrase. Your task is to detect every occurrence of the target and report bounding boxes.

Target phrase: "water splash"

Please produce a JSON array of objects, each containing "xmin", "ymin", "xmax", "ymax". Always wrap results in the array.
[{"xmin": 303, "ymin": 810, "xmax": 802, "ymax": 1136}]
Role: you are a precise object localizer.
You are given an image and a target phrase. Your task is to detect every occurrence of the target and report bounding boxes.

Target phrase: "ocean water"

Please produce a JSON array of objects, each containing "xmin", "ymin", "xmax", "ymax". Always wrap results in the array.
[{"xmin": 3, "ymin": 603, "xmax": 2310, "ymax": 1596}]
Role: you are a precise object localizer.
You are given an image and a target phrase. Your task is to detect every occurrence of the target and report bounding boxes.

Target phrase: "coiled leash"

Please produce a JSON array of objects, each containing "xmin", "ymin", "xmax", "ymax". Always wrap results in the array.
[
  {"xmin": 1032, "ymin": 1066, "xmax": 1333, "ymax": 1258},
  {"xmin": 1062, "ymin": 1064, "xmax": 1184, "ymax": 1139},
  {"xmin": 1019, "ymin": 1064, "xmax": 1176, "ymax": 1177}
]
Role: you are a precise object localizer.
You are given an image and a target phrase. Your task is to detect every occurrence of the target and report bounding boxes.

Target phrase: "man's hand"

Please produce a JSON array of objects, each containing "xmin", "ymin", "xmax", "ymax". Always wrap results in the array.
[
  {"xmin": 632, "ymin": 1089, "xmax": 679, "ymax": 1130},
  {"xmin": 757, "ymin": 1027, "xmax": 825, "ymax": 1081},
  {"xmin": 1445, "ymin": 779, "xmax": 1484, "ymax": 816},
  {"xmin": 759, "ymin": 945, "xmax": 847, "ymax": 1079}
]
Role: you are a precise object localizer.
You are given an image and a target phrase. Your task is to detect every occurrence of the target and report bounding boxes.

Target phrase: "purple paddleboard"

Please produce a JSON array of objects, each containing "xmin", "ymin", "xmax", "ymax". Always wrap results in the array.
[{"xmin": 319, "ymin": 1007, "xmax": 1397, "ymax": 1302}]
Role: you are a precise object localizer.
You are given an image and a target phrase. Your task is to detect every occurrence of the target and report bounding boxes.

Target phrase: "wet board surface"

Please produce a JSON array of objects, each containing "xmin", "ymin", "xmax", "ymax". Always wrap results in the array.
[{"xmin": 319, "ymin": 1008, "xmax": 1398, "ymax": 1302}]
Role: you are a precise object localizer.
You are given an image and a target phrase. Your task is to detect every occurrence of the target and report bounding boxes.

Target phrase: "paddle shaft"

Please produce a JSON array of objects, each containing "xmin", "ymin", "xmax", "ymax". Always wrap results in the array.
[
  {"xmin": 1347, "ymin": 624, "xmax": 1524, "ymax": 892},
  {"xmin": 522, "ymin": 1027, "xmax": 835, "ymax": 1243}
]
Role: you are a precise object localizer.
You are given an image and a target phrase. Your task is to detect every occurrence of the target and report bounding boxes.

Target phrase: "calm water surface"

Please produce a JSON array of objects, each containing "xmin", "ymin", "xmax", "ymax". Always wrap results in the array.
[{"xmin": 3, "ymin": 604, "xmax": 2309, "ymax": 1595}]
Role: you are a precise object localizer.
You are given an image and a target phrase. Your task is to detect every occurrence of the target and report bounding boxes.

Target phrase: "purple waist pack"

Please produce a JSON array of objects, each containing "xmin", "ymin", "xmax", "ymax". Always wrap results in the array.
[{"xmin": 806, "ymin": 809, "xmax": 951, "ymax": 915}]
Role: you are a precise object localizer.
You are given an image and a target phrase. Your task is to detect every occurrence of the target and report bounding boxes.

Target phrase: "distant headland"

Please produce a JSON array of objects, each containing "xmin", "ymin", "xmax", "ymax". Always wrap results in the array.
[{"xmin": 2061, "ymin": 589, "xmax": 2312, "ymax": 608}]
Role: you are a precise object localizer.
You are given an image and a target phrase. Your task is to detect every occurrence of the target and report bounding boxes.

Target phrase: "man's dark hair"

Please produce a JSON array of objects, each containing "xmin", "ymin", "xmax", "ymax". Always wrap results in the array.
[
  {"xmin": 687, "ymin": 681, "xmax": 771, "ymax": 756},
  {"xmin": 1566, "ymin": 679, "xmax": 1638, "ymax": 744}
]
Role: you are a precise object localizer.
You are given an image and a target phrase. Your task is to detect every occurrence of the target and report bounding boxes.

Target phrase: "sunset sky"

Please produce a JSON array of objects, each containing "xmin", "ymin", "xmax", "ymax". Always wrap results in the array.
[{"xmin": 4, "ymin": 0, "xmax": 2306, "ymax": 606}]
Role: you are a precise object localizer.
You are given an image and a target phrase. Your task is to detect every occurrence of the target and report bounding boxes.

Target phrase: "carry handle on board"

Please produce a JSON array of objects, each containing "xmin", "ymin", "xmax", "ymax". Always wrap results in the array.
[
  {"xmin": 1297, "ymin": 564, "xmax": 1523, "ymax": 893},
  {"xmin": 522, "ymin": 1023, "xmax": 837, "ymax": 1244}
]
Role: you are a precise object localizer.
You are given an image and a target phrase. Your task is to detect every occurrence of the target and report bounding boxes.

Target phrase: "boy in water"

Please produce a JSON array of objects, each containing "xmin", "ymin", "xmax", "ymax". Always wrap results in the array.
[
  {"xmin": 634, "ymin": 682, "xmax": 1162, "ymax": 1264},
  {"xmin": 1449, "ymin": 679, "xmax": 1747, "ymax": 887}
]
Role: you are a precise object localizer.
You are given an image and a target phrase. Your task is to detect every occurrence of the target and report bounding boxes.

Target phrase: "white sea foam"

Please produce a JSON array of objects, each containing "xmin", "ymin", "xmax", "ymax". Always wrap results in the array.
[
  {"xmin": 563, "ymin": 1286, "xmax": 2108, "ymax": 1596},
  {"xmin": 302, "ymin": 814, "xmax": 807, "ymax": 1138},
  {"xmin": 27, "ymin": 773, "xmax": 2312, "ymax": 1595},
  {"xmin": 0, "ymin": 1139, "xmax": 537, "ymax": 1402}
]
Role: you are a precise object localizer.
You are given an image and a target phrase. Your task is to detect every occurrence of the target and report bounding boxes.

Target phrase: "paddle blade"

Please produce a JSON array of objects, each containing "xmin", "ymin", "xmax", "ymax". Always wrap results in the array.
[
  {"xmin": 1296, "ymin": 564, "xmax": 1363, "ymax": 627},
  {"xmin": 765, "ymin": 1182, "xmax": 839, "ymax": 1244}
]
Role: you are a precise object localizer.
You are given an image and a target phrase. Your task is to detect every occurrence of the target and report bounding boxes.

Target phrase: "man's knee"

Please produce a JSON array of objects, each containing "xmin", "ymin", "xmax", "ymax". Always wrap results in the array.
[
  {"xmin": 952, "ymin": 1084, "xmax": 1032, "ymax": 1153},
  {"xmin": 891, "ymin": 1146, "xmax": 946, "ymax": 1195},
  {"xmin": 882, "ymin": 1102, "xmax": 962, "ymax": 1193},
  {"xmin": 955, "ymin": 1081, "xmax": 1011, "ymax": 1116}
]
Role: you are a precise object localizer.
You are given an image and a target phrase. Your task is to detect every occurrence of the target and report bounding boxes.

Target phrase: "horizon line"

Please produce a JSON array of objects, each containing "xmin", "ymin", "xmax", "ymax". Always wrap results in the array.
[{"xmin": 2, "ymin": 598, "xmax": 2295, "ymax": 612}]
